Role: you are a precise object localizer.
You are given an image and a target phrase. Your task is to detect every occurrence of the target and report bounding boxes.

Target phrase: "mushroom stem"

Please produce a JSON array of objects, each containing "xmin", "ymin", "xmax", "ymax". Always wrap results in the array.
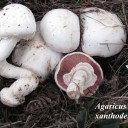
[
  {"xmin": 0, "ymin": 4, "xmax": 38, "ymax": 107},
  {"xmin": 0, "ymin": 38, "xmax": 19, "ymax": 61},
  {"xmin": 63, "ymin": 62, "xmax": 97, "ymax": 100},
  {"xmin": 0, "ymin": 60, "xmax": 39, "ymax": 107},
  {"xmin": 0, "ymin": 60, "xmax": 36, "ymax": 79},
  {"xmin": 55, "ymin": 52, "xmax": 103, "ymax": 100},
  {"xmin": 0, "ymin": 40, "xmax": 39, "ymax": 107},
  {"xmin": 66, "ymin": 70, "xmax": 87, "ymax": 99}
]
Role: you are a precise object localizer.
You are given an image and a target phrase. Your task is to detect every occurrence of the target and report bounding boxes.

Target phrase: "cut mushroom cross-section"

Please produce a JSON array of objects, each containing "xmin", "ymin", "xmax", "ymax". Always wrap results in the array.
[{"xmin": 55, "ymin": 52, "xmax": 103, "ymax": 100}]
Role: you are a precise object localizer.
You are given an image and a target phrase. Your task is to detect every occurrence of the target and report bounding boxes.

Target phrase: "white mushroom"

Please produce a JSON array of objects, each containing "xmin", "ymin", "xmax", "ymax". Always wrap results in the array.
[
  {"xmin": 0, "ymin": 64, "xmax": 39, "ymax": 107},
  {"xmin": 40, "ymin": 9, "xmax": 80, "ymax": 53},
  {"xmin": 12, "ymin": 21, "xmax": 62, "ymax": 82},
  {"xmin": 0, "ymin": 4, "xmax": 39, "ymax": 107},
  {"xmin": 80, "ymin": 7, "xmax": 126, "ymax": 57},
  {"xmin": 55, "ymin": 52, "xmax": 103, "ymax": 100}
]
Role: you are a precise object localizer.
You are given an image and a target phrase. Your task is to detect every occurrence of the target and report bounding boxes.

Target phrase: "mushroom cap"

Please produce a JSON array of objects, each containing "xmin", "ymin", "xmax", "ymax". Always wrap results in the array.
[
  {"xmin": 80, "ymin": 7, "xmax": 126, "ymax": 57},
  {"xmin": 55, "ymin": 52, "xmax": 103, "ymax": 96},
  {"xmin": 0, "ymin": 4, "xmax": 36, "ymax": 40},
  {"xmin": 40, "ymin": 8, "xmax": 80, "ymax": 53}
]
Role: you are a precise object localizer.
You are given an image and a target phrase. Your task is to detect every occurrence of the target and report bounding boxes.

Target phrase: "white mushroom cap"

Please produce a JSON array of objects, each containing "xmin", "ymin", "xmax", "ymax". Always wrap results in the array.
[
  {"xmin": 0, "ymin": 3, "xmax": 36, "ymax": 61},
  {"xmin": 80, "ymin": 7, "xmax": 126, "ymax": 57},
  {"xmin": 12, "ymin": 22, "xmax": 62, "ymax": 82},
  {"xmin": 40, "ymin": 9, "xmax": 80, "ymax": 53},
  {"xmin": 0, "ymin": 4, "xmax": 36, "ymax": 40}
]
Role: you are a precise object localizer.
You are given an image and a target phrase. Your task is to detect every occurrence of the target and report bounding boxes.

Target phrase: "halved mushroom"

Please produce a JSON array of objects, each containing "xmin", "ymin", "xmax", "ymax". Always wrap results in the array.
[{"xmin": 55, "ymin": 52, "xmax": 103, "ymax": 99}]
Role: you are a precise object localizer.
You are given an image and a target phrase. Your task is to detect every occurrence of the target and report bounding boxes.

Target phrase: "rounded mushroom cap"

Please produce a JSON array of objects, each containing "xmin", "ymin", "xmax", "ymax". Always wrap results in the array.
[
  {"xmin": 0, "ymin": 4, "xmax": 36, "ymax": 40},
  {"xmin": 55, "ymin": 52, "xmax": 103, "ymax": 96},
  {"xmin": 80, "ymin": 7, "xmax": 126, "ymax": 57},
  {"xmin": 40, "ymin": 8, "xmax": 80, "ymax": 53}
]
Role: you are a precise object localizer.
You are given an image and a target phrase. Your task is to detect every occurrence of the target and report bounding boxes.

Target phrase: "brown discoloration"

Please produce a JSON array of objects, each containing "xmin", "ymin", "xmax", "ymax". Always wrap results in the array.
[
  {"xmin": 0, "ymin": 9, "xmax": 3, "ymax": 11},
  {"xmin": 87, "ymin": 8, "xmax": 100, "ymax": 13},
  {"xmin": 18, "ymin": 88, "xmax": 22, "ymax": 91},
  {"xmin": 63, "ymin": 25, "xmax": 67, "ymax": 28},
  {"xmin": 36, "ymin": 80, "xmax": 38, "ymax": 84},
  {"xmin": 25, "ymin": 84, "xmax": 29, "ymax": 87},
  {"xmin": 82, "ymin": 17, "xmax": 85, "ymax": 20},
  {"xmin": 82, "ymin": 8, "xmax": 100, "ymax": 14},
  {"xmin": 47, "ymin": 59, "xmax": 52, "ymax": 73},
  {"xmin": 19, "ymin": 98, "xmax": 25, "ymax": 103},
  {"xmin": 36, "ymin": 45, "xmax": 44, "ymax": 48},
  {"xmin": 35, "ymin": 77, "xmax": 39, "ymax": 84}
]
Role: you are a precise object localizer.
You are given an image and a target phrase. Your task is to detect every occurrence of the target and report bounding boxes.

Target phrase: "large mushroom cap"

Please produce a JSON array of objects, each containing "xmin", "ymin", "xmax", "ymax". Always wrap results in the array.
[
  {"xmin": 0, "ymin": 4, "xmax": 36, "ymax": 40},
  {"xmin": 55, "ymin": 52, "xmax": 103, "ymax": 97},
  {"xmin": 80, "ymin": 7, "xmax": 126, "ymax": 57},
  {"xmin": 40, "ymin": 8, "xmax": 80, "ymax": 53}
]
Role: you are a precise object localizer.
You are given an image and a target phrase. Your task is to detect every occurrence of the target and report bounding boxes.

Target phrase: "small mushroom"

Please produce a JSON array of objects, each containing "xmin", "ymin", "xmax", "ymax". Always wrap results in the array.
[
  {"xmin": 0, "ymin": 4, "xmax": 39, "ymax": 107},
  {"xmin": 40, "ymin": 9, "xmax": 80, "ymax": 53},
  {"xmin": 80, "ymin": 7, "xmax": 126, "ymax": 57},
  {"xmin": 12, "ymin": 21, "xmax": 62, "ymax": 82},
  {"xmin": 55, "ymin": 52, "xmax": 103, "ymax": 100}
]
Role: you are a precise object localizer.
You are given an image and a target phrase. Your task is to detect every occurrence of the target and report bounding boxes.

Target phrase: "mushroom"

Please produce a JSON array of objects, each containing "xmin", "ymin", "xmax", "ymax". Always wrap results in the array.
[
  {"xmin": 55, "ymin": 52, "xmax": 103, "ymax": 100},
  {"xmin": 40, "ymin": 9, "xmax": 80, "ymax": 53},
  {"xmin": 12, "ymin": 21, "xmax": 62, "ymax": 82},
  {"xmin": 0, "ymin": 4, "xmax": 39, "ymax": 107},
  {"xmin": 80, "ymin": 7, "xmax": 126, "ymax": 57}
]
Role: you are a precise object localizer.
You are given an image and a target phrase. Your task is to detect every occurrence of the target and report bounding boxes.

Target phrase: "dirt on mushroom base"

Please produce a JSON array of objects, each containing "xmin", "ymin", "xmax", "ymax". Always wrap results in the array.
[{"xmin": 0, "ymin": 0, "xmax": 128, "ymax": 128}]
